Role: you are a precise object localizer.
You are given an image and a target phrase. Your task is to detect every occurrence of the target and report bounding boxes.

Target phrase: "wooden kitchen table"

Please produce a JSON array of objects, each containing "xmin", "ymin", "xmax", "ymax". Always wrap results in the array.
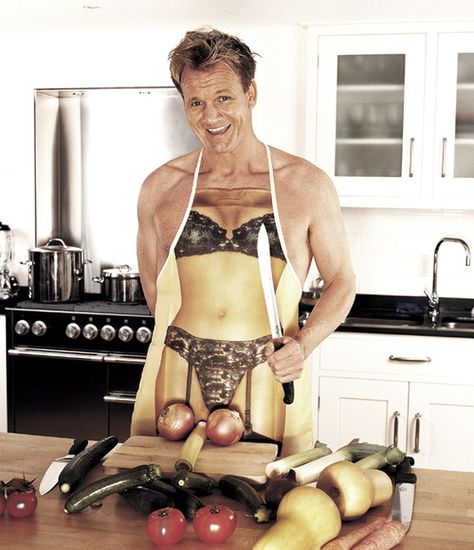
[{"xmin": 1, "ymin": 433, "xmax": 474, "ymax": 549}]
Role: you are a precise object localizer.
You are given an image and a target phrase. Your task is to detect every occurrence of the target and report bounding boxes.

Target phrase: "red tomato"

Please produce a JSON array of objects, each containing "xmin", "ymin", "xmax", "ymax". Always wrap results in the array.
[
  {"xmin": 192, "ymin": 504, "xmax": 237, "ymax": 543},
  {"xmin": 146, "ymin": 507, "xmax": 187, "ymax": 546},
  {"xmin": 6, "ymin": 489, "xmax": 38, "ymax": 518}
]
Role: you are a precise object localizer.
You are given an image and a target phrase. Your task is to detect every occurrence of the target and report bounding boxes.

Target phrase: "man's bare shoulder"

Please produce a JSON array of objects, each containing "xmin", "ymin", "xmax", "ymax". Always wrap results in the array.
[
  {"xmin": 142, "ymin": 150, "xmax": 200, "ymax": 192},
  {"xmin": 269, "ymin": 146, "xmax": 336, "ymax": 200}
]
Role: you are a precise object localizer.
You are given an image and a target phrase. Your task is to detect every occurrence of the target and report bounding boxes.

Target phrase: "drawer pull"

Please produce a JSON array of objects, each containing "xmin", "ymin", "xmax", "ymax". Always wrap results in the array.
[
  {"xmin": 388, "ymin": 355, "xmax": 431, "ymax": 363},
  {"xmin": 413, "ymin": 413, "xmax": 421, "ymax": 453},
  {"xmin": 392, "ymin": 411, "xmax": 400, "ymax": 447}
]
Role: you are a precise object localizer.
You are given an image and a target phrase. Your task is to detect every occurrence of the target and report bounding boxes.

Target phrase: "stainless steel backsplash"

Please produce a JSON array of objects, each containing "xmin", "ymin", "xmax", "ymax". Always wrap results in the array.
[{"xmin": 35, "ymin": 87, "xmax": 198, "ymax": 293}]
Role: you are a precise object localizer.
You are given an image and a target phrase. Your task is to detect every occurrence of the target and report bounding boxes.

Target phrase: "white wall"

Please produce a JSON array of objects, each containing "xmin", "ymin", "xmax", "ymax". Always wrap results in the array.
[{"xmin": 343, "ymin": 208, "xmax": 474, "ymax": 298}]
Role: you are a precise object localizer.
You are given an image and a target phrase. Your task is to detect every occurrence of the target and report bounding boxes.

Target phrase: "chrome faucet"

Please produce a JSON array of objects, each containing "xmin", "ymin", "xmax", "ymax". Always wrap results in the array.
[{"xmin": 424, "ymin": 237, "xmax": 471, "ymax": 324}]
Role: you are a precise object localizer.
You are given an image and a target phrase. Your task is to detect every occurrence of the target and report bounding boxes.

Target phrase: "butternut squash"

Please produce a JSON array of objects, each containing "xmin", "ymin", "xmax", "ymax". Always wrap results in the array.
[
  {"xmin": 252, "ymin": 486, "xmax": 341, "ymax": 550},
  {"xmin": 316, "ymin": 461, "xmax": 393, "ymax": 521}
]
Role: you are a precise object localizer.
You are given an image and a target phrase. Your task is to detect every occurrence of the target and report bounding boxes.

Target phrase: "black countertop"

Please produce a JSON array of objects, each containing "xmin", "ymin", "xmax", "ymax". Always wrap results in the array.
[{"xmin": 300, "ymin": 293, "xmax": 474, "ymax": 338}]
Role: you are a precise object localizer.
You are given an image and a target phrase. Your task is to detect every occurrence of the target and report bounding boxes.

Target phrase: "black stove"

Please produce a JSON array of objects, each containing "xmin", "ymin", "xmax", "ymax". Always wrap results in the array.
[
  {"xmin": 6, "ymin": 297, "xmax": 155, "ymax": 441},
  {"xmin": 9, "ymin": 298, "xmax": 154, "ymax": 354}
]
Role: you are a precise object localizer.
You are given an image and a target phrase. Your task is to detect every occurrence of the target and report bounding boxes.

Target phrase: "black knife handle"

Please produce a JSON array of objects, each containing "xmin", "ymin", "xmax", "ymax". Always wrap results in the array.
[
  {"xmin": 395, "ymin": 456, "xmax": 417, "ymax": 485},
  {"xmin": 68, "ymin": 439, "xmax": 88, "ymax": 455},
  {"xmin": 273, "ymin": 339, "xmax": 295, "ymax": 405}
]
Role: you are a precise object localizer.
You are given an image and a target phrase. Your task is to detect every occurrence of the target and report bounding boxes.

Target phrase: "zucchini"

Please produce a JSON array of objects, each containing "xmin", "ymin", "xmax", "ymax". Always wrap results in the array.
[
  {"xmin": 64, "ymin": 464, "xmax": 161, "ymax": 514},
  {"xmin": 143, "ymin": 479, "xmax": 205, "ymax": 520},
  {"xmin": 172, "ymin": 487, "xmax": 205, "ymax": 520},
  {"xmin": 59, "ymin": 435, "xmax": 119, "ymax": 494},
  {"xmin": 120, "ymin": 486, "xmax": 174, "ymax": 514},
  {"xmin": 219, "ymin": 475, "xmax": 271, "ymax": 523},
  {"xmin": 171, "ymin": 470, "xmax": 217, "ymax": 495}
]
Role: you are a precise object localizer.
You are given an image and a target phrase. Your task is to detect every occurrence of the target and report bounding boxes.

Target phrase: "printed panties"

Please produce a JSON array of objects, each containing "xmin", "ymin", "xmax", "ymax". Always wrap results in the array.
[{"xmin": 164, "ymin": 325, "xmax": 271, "ymax": 411}]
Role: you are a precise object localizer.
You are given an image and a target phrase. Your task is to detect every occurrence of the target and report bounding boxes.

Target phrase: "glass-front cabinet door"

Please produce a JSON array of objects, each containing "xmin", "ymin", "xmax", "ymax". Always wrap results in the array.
[
  {"xmin": 434, "ymin": 33, "xmax": 474, "ymax": 200},
  {"xmin": 314, "ymin": 34, "xmax": 426, "ymax": 201}
]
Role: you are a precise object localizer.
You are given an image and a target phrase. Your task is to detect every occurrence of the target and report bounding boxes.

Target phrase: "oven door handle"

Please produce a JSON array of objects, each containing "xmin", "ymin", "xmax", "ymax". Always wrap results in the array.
[
  {"xmin": 103, "ymin": 392, "xmax": 136, "ymax": 405},
  {"xmin": 8, "ymin": 347, "xmax": 106, "ymax": 362},
  {"xmin": 103, "ymin": 354, "xmax": 146, "ymax": 365}
]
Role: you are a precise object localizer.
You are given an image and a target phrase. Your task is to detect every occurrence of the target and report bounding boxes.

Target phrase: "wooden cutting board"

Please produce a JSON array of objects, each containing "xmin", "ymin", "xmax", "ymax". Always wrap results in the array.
[{"xmin": 103, "ymin": 435, "xmax": 278, "ymax": 484}]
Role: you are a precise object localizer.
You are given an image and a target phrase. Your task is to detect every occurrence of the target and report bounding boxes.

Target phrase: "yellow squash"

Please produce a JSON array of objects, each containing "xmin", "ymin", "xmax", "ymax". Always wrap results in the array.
[{"xmin": 252, "ymin": 486, "xmax": 341, "ymax": 550}]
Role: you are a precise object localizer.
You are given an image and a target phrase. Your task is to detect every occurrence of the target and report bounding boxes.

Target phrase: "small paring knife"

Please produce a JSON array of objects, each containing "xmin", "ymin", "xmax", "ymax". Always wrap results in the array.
[
  {"xmin": 390, "ymin": 456, "xmax": 417, "ymax": 532},
  {"xmin": 257, "ymin": 223, "xmax": 294, "ymax": 405},
  {"xmin": 39, "ymin": 439, "xmax": 88, "ymax": 495}
]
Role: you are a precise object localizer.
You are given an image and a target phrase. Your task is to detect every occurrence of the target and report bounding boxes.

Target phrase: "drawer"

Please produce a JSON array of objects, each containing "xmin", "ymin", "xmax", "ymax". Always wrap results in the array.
[{"xmin": 319, "ymin": 332, "xmax": 474, "ymax": 381}]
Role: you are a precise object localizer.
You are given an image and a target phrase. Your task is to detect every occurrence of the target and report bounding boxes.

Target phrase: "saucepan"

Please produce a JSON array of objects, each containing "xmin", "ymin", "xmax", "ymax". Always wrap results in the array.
[{"xmin": 92, "ymin": 265, "xmax": 145, "ymax": 303}]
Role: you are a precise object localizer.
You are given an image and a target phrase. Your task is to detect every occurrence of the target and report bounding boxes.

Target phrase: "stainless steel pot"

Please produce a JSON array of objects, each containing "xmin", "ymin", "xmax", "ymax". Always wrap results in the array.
[
  {"xmin": 24, "ymin": 238, "xmax": 87, "ymax": 303},
  {"xmin": 92, "ymin": 265, "xmax": 144, "ymax": 303}
]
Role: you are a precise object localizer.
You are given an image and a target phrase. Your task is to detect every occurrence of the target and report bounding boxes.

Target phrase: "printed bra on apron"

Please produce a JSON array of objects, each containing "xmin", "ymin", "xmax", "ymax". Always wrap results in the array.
[{"xmin": 131, "ymin": 144, "xmax": 313, "ymax": 456}]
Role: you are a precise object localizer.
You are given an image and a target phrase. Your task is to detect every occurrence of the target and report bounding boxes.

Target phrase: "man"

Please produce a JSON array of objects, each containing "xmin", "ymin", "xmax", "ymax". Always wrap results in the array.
[{"xmin": 131, "ymin": 29, "xmax": 355, "ymax": 456}]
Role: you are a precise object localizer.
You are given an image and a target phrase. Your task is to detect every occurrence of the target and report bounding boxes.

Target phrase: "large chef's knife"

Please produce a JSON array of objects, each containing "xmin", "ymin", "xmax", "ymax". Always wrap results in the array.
[
  {"xmin": 39, "ymin": 439, "xmax": 88, "ymax": 495},
  {"xmin": 257, "ymin": 223, "xmax": 294, "ymax": 405},
  {"xmin": 391, "ymin": 456, "xmax": 417, "ymax": 532}
]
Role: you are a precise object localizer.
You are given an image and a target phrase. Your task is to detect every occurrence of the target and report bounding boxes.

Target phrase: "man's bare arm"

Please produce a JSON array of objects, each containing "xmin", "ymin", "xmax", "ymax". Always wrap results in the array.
[
  {"xmin": 137, "ymin": 175, "xmax": 159, "ymax": 314},
  {"xmin": 266, "ymin": 167, "xmax": 355, "ymax": 384}
]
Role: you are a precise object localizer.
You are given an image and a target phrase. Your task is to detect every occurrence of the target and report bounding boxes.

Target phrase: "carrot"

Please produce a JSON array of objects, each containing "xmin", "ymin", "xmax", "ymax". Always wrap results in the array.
[
  {"xmin": 322, "ymin": 518, "xmax": 389, "ymax": 550},
  {"xmin": 351, "ymin": 520, "xmax": 406, "ymax": 549}
]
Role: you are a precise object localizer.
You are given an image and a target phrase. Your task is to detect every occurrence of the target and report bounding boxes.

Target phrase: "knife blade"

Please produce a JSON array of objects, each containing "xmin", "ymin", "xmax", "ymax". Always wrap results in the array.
[
  {"xmin": 39, "ymin": 439, "xmax": 88, "ymax": 495},
  {"xmin": 391, "ymin": 456, "xmax": 417, "ymax": 532},
  {"xmin": 257, "ymin": 223, "xmax": 294, "ymax": 405}
]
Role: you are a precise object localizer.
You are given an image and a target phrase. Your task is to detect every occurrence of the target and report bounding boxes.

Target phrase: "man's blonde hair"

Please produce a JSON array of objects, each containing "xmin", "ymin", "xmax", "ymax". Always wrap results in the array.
[{"xmin": 169, "ymin": 28, "xmax": 257, "ymax": 95}]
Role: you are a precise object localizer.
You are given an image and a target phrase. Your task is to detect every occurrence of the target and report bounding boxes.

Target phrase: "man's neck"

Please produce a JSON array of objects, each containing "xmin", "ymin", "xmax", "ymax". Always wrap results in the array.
[{"xmin": 201, "ymin": 138, "xmax": 266, "ymax": 176}]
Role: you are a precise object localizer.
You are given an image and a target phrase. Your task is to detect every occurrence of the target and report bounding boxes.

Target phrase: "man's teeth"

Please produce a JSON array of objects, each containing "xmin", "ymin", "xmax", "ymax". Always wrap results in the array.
[{"xmin": 207, "ymin": 125, "xmax": 229, "ymax": 134}]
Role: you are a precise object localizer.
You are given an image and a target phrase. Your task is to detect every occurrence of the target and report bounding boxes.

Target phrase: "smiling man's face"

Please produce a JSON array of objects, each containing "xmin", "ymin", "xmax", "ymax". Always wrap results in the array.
[{"xmin": 181, "ymin": 62, "xmax": 257, "ymax": 155}]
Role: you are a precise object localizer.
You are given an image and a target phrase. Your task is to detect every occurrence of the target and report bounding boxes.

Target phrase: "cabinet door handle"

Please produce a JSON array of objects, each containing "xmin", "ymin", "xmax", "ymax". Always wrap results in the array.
[
  {"xmin": 392, "ymin": 411, "xmax": 400, "ymax": 447},
  {"xmin": 413, "ymin": 412, "xmax": 421, "ymax": 453},
  {"xmin": 408, "ymin": 137, "xmax": 415, "ymax": 177},
  {"xmin": 441, "ymin": 137, "xmax": 447, "ymax": 177},
  {"xmin": 388, "ymin": 355, "xmax": 431, "ymax": 363}
]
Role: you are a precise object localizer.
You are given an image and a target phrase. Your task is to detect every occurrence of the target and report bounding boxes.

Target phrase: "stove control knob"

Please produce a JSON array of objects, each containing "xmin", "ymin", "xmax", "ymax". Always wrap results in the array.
[
  {"xmin": 65, "ymin": 322, "xmax": 81, "ymax": 339},
  {"xmin": 32, "ymin": 320, "xmax": 47, "ymax": 337},
  {"xmin": 118, "ymin": 325, "xmax": 134, "ymax": 342},
  {"xmin": 136, "ymin": 326, "xmax": 152, "ymax": 344},
  {"xmin": 14, "ymin": 320, "xmax": 30, "ymax": 335},
  {"xmin": 83, "ymin": 323, "xmax": 99, "ymax": 340},
  {"xmin": 100, "ymin": 324, "xmax": 116, "ymax": 342}
]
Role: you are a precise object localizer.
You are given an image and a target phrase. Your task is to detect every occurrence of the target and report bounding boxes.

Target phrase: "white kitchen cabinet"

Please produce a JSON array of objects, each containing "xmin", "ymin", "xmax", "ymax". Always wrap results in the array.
[
  {"xmin": 306, "ymin": 23, "xmax": 474, "ymax": 208},
  {"xmin": 408, "ymin": 382, "xmax": 474, "ymax": 471},
  {"xmin": 433, "ymin": 32, "xmax": 474, "ymax": 201},
  {"xmin": 318, "ymin": 377, "xmax": 408, "ymax": 451},
  {"xmin": 313, "ymin": 33, "xmax": 426, "ymax": 200},
  {"xmin": 316, "ymin": 332, "xmax": 474, "ymax": 472},
  {"xmin": 0, "ymin": 315, "xmax": 6, "ymax": 432}
]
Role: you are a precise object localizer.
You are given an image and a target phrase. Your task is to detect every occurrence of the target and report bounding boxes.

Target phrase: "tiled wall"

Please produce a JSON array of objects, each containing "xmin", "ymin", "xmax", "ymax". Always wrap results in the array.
[{"xmin": 342, "ymin": 208, "xmax": 474, "ymax": 298}]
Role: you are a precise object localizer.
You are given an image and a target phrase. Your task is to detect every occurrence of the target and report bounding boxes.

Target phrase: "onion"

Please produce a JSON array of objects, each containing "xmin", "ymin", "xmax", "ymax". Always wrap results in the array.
[
  {"xmin": 264, "ymin": 478, "xmax": 297, "ymax": 510},
  {"xmin": 205, "ymin": 408, "xmax": 244, "ymax": 446},
  {"xmin": 157, "ymin": 402, "xmax": 194, "ymax": 441}
]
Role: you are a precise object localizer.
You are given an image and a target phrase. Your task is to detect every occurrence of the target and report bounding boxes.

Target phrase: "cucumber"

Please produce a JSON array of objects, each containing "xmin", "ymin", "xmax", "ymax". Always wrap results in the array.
[
  {"xmin": 120, "ymin": 486, "xmax": 174, "ymax": 514},
  {"xmin": 59, "ymin": 435, "xmax": 119, "ymax": 494},
  {"xmin": 218, "ymin": 475, "xmax": 271, "ymax": 523},
  {"xmin": 64, "ymin": 464, "xmax": 161, "ymax": 514},
  {"xmin": 171, "ymin": 470, "xmax": 217, "ymax": 495}
]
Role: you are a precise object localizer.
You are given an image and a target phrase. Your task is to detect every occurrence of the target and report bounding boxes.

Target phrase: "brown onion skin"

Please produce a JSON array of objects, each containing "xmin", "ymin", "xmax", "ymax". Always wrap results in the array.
[
  {"xmin": 205, "ymin": 409, "xmax": 244, "ymax": 446},
  {"xmin": 157, "ymin": 402, "xmax": 194, "ymax": 441}
]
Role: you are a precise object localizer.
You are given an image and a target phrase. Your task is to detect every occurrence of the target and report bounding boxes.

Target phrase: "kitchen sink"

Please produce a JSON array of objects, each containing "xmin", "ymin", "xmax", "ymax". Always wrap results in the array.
[
  {"xmin": 342, "ymin": 315, "xmax": 424, "ymax": 328},
  {"xmin": 440, "ymin": 316, "xmax": 474, "ymax": 330}
]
